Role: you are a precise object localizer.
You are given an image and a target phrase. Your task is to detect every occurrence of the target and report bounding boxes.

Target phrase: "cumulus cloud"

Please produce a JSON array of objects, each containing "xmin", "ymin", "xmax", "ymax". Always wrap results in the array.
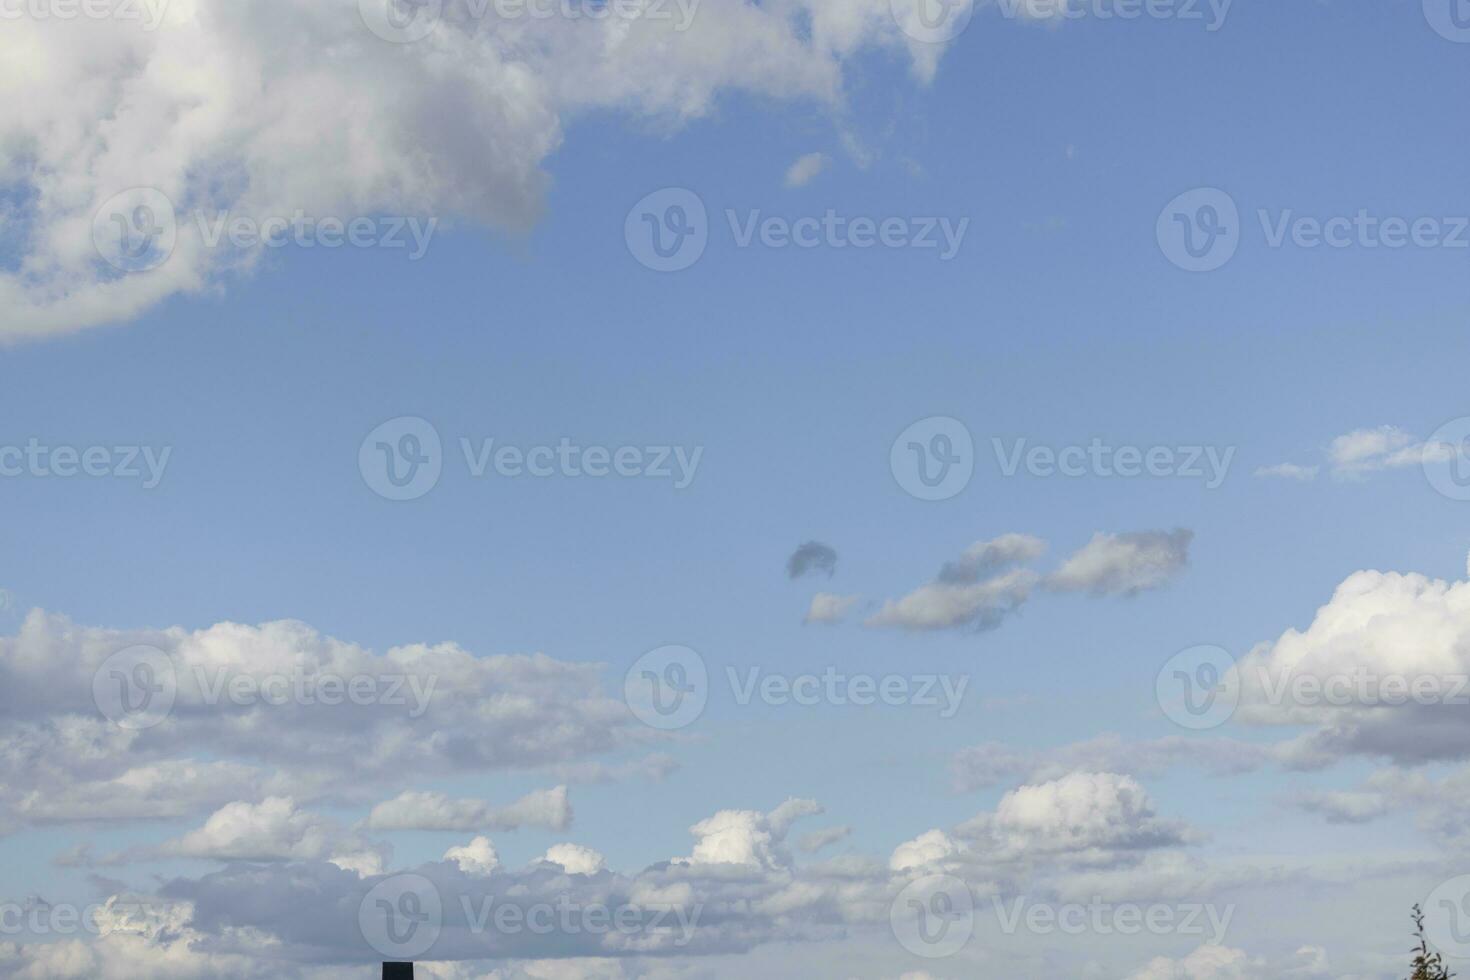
[
  {"xmin": 0, "ymin": 0, "xmax": 958, "ymax": 341},
  {"xmin": 783, "ymin": 152, "xmax": 829, "ymax": 188},
  {"xmin": 365, "ymin": 786, "xmax": 572, "ymax": 832},
  {"xmin": 956, "ymin": 772, "xmax": 1193, "ymax": 866},
  {"xmin": 1234, "ymin": 560, "xmax": 1470, "ymax": 764},
  {"xmin": 543, "ymin": 842, "xmax": 608, "ymax": 876},
  {"xmin": 150, "ymin": 796, "xmax": 388, "ymax": 875},
  {"xmin": 682, "ymin": 798, "xmax": 822, "ymax": 870},
  {"xmin": 1046, "ymin": 529, "xmax": 1193, "ymax": 596},
  {"xmin": 445, "ymin": 835, "xmax": 502, "ymax": 876},
  {"xmin": 787, "ymin": 541, "xmax": 839, "ymax": 579},
  {"xmin": 0, "ymin": 610, "xmax": 647, "ymax": 833}
]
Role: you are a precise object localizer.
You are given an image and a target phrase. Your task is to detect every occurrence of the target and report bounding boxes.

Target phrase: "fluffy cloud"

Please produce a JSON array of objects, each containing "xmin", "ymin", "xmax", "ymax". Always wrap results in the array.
[
  {"xmin": 803, "ymin": 592, "xmax": 860, "ymax": 625},
  {"xmin": 1259, "ymin": 425, "xmax": 1457, "ymax": 482},
  {"xmin": 867, "ymin": 531, "xmax": 1189, "ymax": 632},
  {"xmin": 1046, "ymin": 529, "xmax": 1193, "ymax": 596},
  {"xmin": 365, "ymin": 786, "xmax": 572, "ymax": 832},
  {"xmin": 543, "ymin": 842, "xmax": 607, "ymax": 876},
  {"xmin": 0, "ymin": 0, "xmax": 957, "ymax": 341},
  {"xmin": 1234, "ymin": 561, "xmax": 1470, "ymax": 764},
  {"xmin": 0, "ymin": 610, "xmax": 647, "ymax": 832},
  {"xmin": 958, "ymin": 772, "xmax": 1193, "ymax": 865},
  {"xmin": 445, "ymin": 836, "xmax": 502, "ymax": 876},
  {"xmin": 682, "ymin": 798, "xmax": 822, "ymax": 870},
  {"xmin": 154, "ymin": 796, "xmax": 387, "ymax": 875}
]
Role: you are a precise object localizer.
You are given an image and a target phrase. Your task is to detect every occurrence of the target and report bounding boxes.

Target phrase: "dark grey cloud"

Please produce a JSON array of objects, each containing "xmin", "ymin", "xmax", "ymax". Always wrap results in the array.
[{"xmin": 786, "ymin": 541, "xmax": 838, "ymax": 579}]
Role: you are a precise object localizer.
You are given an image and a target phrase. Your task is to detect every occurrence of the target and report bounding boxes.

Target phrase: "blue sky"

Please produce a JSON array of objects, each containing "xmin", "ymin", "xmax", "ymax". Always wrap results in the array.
[{"xmin": 3, "ymin": 1, "xmax": 1470, "ymax": 977}]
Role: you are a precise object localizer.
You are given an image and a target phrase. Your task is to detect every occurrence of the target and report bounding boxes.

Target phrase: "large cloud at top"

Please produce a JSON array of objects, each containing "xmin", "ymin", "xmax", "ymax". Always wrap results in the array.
[{"xmin": 0, "ymin": 0, "xmax": 959, "ymax": 341}]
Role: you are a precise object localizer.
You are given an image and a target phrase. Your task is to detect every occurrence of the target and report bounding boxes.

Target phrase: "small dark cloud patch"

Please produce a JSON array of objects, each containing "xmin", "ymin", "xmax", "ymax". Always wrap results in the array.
[{"xmin": 787, "ymin": 541, "xmax": 838, "ymax": 579}]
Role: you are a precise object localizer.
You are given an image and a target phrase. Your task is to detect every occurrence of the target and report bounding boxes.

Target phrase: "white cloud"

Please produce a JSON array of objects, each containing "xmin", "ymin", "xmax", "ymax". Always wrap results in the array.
[
  {"xmin": 365, "ymin": 786, "xmax": 572, "ymax": 832},
  {"xmin": 1235, "ymin": 560, "xmax": 1470, "ymax": 764},
  {"xmin": 0, "ymin": 610, "xmax": 647, "ymax": 833},
  {"xmin": 783, "ymin": 152, "xmax": 829, "ymax": 188},
  {"xmin": 804, "ymin": 592, "xmax": 860, "ymax": 625},
  {"xmin": 682, "ymin": 798, "xmax": 822, "ymax": 869},
  {"xmin": 445, "ymin": 835, "xmax": 502, "ymax": 876},
  {"xmin": 1047, "ymin": 529, "xmax": 1193, "ymax": 596},
  {"xmin": 0, "ymin": 0, "xmax": 957, "ymax": 341},
  {"xmin": 157, "ymin": 796, "xmax": 387, "ymax": 875},
  {"xmin": 543, "ymin": 842, "xmax": 607, "ymax": 875}
]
